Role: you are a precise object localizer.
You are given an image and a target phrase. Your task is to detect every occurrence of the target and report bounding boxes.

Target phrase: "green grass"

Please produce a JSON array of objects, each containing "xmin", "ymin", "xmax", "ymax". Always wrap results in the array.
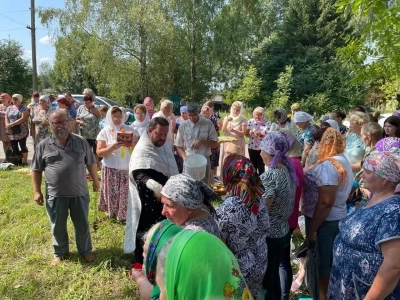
[
  {"xmin": 0, "ymin": 167, "xmax": 310, "ymax": 299},
  {"xmin": 0, "ymin": 168, "xmax": 139, "ymax": 299}
]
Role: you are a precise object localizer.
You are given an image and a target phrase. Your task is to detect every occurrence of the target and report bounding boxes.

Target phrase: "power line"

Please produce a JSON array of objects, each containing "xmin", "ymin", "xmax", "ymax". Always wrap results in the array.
[
  {"xmin": 0, "ymin": 27, "xmax": 27, "ymax": 33},
  {"xmin": 0, "ymin": 12, "xmax": 28, "ymax": 27},
  {"xmin": 1, "ymin": 10, "xmax": 30, "ymax": 13}
]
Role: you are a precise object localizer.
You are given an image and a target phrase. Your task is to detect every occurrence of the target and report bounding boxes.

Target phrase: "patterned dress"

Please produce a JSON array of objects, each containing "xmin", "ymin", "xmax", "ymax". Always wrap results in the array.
[
  {"xmin": 76, "ymin": 105, "xmax": 100, "ymax": 139},
  {"xmin": 296, "ymin": 124, "xmax": 318, "ymax": 152},
  {"xmin": 216, "ymin": 196, "xmax": 270, "ymax": 298},
  {"xmin": 31, "ymin": 106, "xmax": 52, "ymax": 146},
  {"xmin": 5, "ymin": 105, "xmax": 29, "ymax": 140},
  {"xmin": 328, "ymin": 196, "xmax": 400, "ymax": 299},
  {"xmin": 0, "ymin": 105, "xmax": 10, "ymax": 142}
]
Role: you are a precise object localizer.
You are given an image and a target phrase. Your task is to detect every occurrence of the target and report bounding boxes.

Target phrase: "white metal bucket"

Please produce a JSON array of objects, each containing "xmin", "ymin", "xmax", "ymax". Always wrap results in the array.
[{"xmin": 183, "ymin": 154, "xmax": 207, "ymax": 180}]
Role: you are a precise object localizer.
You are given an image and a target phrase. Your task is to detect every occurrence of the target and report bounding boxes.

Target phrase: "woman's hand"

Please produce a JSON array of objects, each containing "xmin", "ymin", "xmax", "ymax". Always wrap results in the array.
[
  {"xmin": 130, "ymin": 269, "xmax": 146, "ymax": 282},
  {"xmin": 111, "ymin": 142, "xmax": 123, "ymax": 150},
  {"xmin": 5, "ymin": 123, "xmax": 12, "ymax": 130}
]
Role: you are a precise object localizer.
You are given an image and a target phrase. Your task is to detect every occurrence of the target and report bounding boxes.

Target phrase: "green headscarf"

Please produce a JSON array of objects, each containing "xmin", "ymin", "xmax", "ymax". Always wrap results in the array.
[
  {"xmin": 165, "ymin": 230, "xmax": 253, "ymax": 300},
  {"xmin": 145, "ymin": 220, "xmax": 183, "ymax": 298}
]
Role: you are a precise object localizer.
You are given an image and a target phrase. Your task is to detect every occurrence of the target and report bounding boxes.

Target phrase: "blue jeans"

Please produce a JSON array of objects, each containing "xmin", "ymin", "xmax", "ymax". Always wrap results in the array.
[
  {"xmin": 279, "ymin": 228, "xmax": 295, "ymax": 300},
  {"xmin": 46, "ymin": 193, "xmax": 92, "ymax": 257}
]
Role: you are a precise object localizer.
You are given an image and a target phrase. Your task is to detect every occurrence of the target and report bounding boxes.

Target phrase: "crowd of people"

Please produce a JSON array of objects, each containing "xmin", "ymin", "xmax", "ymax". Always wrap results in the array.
[{"xmin": 1, "ymin": 90, "xmax": 400, "ymax": 299}]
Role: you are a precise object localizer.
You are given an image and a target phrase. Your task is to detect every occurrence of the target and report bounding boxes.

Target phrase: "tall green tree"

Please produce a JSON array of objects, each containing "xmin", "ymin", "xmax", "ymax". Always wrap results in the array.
[
  {"xmin": 335, "ymin": 0, "xmax": 400, "ymax": 81},
  {"xmin": 0, "ymin": 39, "xmax": 32, "ymax": 97},
  {"xmin": 251, "ymin": 0, "xmax": 367, "ymax": 114}
]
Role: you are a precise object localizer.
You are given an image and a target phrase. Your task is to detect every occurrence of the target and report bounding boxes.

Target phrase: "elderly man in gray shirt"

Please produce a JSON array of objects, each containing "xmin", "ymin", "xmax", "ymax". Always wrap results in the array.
[
  {"xmin": 31, "ymin": 110, "xmax": 100, "ymax": 266},
  {"xmin": 175, "ymin": 102, "xmax": 219, "ymax": 186}
]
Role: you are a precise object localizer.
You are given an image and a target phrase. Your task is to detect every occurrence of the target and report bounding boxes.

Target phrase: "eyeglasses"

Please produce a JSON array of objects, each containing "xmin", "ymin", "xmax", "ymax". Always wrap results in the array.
[
  {"xmin": 51, "ymin": 120, "xmax": 69, "ymax": 126},
  {"xmin": 112, "ymin": 115, "xmax": 123, "ymax": 119},
  {"xmin": 135, "ymin": 113, "xmax": 145, "ymax": 117}
]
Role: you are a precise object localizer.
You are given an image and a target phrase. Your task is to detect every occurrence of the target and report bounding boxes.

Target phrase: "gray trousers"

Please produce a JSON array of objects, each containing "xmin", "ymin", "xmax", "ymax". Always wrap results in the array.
[{"xmin": 46, "ymin": 193, "xmax": 92, "ymax": 257}]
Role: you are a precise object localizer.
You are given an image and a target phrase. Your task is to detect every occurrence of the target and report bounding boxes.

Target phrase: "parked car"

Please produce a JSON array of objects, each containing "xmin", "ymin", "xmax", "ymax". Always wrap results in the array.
[
  {"xmin": 378, "ymin": 113, "xmax": 392, "ymax": 127},
  {"xmin": 71, "ymin": 94, "xmax": 121, "ymax": 108}
]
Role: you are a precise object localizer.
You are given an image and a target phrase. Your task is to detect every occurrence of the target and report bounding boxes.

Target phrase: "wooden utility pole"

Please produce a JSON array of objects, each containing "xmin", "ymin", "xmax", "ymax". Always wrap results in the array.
[{"xmin": 29, "ymin": 0, "xmax": 38, "ymax": 91}]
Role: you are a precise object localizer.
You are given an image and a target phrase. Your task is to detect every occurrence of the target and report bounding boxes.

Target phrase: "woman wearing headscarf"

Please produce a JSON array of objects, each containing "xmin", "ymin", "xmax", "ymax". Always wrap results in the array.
[
  {"xmin": 31, "ymin": 95, "xmax": 52, "ymax": 147},
  {"xmin": 130, "ymin": 104, "xmax": 150, "ymax": 137},
  {"xmin": 156, "ymin": 230, "xmax": 253, "ymax": 300},
  {"xmin": 0, "ymin": 93, "xmax": 12, "ymax": 154},
  {"xmin": 302, "ymin": 128, "xmax": 353, "ymax": 300},
  {"xmin": 96, "ymin": 106, "xmax": 138, "ymax": 221},
  {"xmin": 246, "ymin": 107, "xmax": 271, "ymax": 175},
  {"xmin": 215, "ymin": 154, "xmax": 269, "ymax": 298},
  {"xmin": 328, "ymin": 149, "xmax": 400, "ymax": 299},
  {"xmin": 5, "ymin": 94, "xmax": 30, "ymax": 165},
  {"xmin": 130, "ymin": 220, "xmax": 183, "ymax": 300},
  {"xmin": 221, "ymin": 101, "xmax": 247, "ymax": 162},
  {"xmin": 259, "ymin": 131, "xmax": 297, "ymax": 300},
  {"xmin": 160, "ymin": 173, "xmax": 220, "ymax": 237},
  {"xmin": 277, "ymin": 129, "xmax": 305, "ymax": 299},
  {"xmin": 270, "ymin": 107, "xmax": 297, "ymax": 135},
  {"xmin": 294, "ymin": 111, "xmax": 318, "ymax": 166}
]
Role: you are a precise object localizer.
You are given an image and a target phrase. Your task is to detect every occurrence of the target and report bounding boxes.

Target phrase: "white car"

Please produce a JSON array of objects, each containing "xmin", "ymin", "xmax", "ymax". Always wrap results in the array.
[
  {"xmin": 71, "ymin": 94, "xmax": 121, "ymax": 108},
  {"xmin": 378, "ymin": 113, "xmax": 392, "ymax": 127}
]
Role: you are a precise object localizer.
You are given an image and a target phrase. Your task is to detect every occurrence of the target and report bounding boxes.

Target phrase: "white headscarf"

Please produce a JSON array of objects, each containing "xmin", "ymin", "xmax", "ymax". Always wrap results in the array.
[
  {"xmin": 326, "ymin": 119, "xmax": 340, "ymax": 132},
  {"xmin": 104, "ymin": 106, "xmax": 128, "ymax": 131},
  {"xmin": 131, "ymin": 105, "xmax": 150, "ymax": 137},
  {"xmin": 293, "ymin": 111, "xmax": 314, "ymax": 123},
  {"xmin": 229, "ymin": 101, "xmax": 246, "ymax": 127}
]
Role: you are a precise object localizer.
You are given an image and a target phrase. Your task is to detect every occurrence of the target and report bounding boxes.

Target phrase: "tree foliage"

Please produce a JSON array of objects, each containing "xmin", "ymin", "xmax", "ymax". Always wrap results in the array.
[{"xmin": 0, "ymin": 39, "xmax": 32, "ymax": 97}]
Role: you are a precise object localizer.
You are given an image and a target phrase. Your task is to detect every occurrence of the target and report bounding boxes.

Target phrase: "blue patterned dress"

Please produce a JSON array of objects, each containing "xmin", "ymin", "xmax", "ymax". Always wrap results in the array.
[{"xmin": 328, "ymin": 195, "xmax": 400, "ymax": 299}]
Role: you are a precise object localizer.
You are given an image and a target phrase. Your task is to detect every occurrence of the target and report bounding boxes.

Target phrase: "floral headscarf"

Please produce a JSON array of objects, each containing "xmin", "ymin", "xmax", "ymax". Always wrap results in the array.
[
  {"xmin": 260, "ymin": 131, "xmax": 298, "ymax": 185},
  {"xmin": 363, "ymin": 149, "xmax": 400, "ymax": 193},
  {"xmin": 223, "ymin": 154, "xmax": 264, "ymax": 214},
  {"xmin": 274, "ymin": 107, "xmax": 289, "ymax": 124},
  {"xmin": 145, "ymin": 220, "xmax": 182, "ymax": 297},
  {"xmin": 375, "ymin": 137, "xmax": 400, "ymax": 152},
  {"xmin": 161, "ymin": 173, "xmax": 218, "ymax": 213},
  {"xmin": 315, "ymin": 127, "xmax": 347, "ymax": 185}
]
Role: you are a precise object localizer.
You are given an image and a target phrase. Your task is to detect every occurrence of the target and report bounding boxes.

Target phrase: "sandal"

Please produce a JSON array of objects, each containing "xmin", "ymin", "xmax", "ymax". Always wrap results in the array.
[{"xmin": 84, "ymin": 252, "xmax": 95, "ymax": 263}]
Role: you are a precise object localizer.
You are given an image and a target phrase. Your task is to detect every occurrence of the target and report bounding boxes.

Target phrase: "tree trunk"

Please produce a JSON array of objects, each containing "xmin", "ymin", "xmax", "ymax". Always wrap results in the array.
[{"xmin": 139, "ymin": 23, "xmax": 148, "ymax": 99}]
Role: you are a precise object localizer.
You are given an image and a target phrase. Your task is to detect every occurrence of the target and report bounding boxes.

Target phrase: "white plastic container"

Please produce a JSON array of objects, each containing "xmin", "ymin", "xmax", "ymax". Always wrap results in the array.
[{"xmin": 183, "ymin": 153, "xmax": 207, "ymax": 180}]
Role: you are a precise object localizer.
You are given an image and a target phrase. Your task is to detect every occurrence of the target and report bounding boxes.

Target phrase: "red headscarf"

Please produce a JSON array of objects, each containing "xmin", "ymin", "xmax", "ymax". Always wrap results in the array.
[{"xmin": 223, "ymin": 154, "xmax": 264, "ymax": 214}]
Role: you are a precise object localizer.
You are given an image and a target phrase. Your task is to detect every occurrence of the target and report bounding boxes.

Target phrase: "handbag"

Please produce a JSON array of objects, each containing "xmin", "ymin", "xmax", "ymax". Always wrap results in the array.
[
  {"xmin": 305, "ymin": 241, "xmax": 320, "ymax": 300},
  {"xmin": 10, "ymin": 124, "xmax": 21, "ymax": 135}
]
